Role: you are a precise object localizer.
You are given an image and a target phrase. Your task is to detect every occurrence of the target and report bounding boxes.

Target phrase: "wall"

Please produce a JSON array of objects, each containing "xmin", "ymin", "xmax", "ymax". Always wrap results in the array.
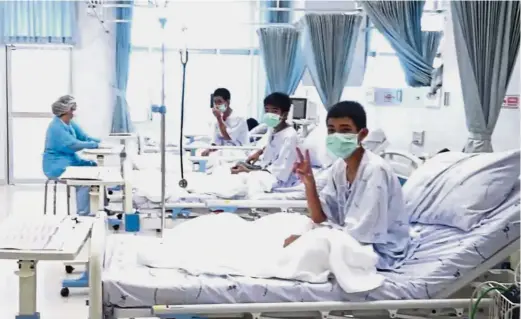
[
  {"xmin": 299, "ymin": 3, "xmax": 520, "ymax": 155},
  {"xmin": 0, "ymin": 47, "xmax": 6, "ymax": 183},
  {"xmin": 73, "ymin": 3, "xmax": 116, "ymax": 137}
]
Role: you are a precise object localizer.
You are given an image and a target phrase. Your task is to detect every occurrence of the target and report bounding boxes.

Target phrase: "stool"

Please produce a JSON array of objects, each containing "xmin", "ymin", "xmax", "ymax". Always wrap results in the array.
[{"xmin": 44, "ymin": 180, "xmax": 71, "ymax": 215}]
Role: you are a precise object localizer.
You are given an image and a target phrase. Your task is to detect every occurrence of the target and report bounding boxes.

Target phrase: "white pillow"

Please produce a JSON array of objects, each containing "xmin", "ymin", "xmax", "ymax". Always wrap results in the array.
[
  {"xmin": 300, "ymin": 125, "xmax": 334, "ymax": 168},
  {"xmin": 407, "ymin": 150, "xmax": 520, "ymax": 231}
]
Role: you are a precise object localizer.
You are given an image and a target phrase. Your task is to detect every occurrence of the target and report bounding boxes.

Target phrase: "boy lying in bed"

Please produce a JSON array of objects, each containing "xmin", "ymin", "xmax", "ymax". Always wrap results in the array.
[
  {"xmin": 230, "ymin": 92, "xmax": 299, "ymax": 189},
  {"xmin": 285, "ymin": 101, "xmax": 411, "ymax": 270}
]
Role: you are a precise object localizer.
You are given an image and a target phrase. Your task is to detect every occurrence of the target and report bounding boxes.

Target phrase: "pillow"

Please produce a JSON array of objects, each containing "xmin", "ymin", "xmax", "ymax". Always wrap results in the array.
[
  {"xmin": 407, "ymin": 150, "xmax": 520, "ymax": 231},
  {"xmin": 300, "ymin": 125, "xmax": 334, "ymax": 168}
]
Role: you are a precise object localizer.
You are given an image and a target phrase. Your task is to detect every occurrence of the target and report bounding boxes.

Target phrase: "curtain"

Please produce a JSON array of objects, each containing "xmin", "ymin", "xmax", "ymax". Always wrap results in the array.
[
  {"xmin": 361, "ymin": 1, "xmax": 435, "ymax": 87},
  {"xmin": 265, "ymin": 0, "xmax": 292, "ymax": 24},
  {"xmin": 111, "ymin": 2, "xmax": 134, "ymax": 133},
  {"xmin": 258, "ymin": 27, "xmax": 305, "ymax": 95},
  {"xmin": 422, "ymin": 31, "xmax": 442, "ymax": 67},
  {"xmin": 451, "ymin": 1, "xmax": 520, "ymax": 153},
  {"xmin": 303, "ymin": 14, "xmax": 362, "ymax": 110},
  {"xmin": 0, "ymin": 1, "xmax": 78, "ymax": 45}
]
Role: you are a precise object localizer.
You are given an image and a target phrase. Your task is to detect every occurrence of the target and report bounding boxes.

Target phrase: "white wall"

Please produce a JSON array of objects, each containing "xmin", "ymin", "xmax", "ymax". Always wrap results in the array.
[
  {"xmin": 298, "ymin": 3, "xmax": 520, "ymax": 155},
  {"xmin": 0, "ymin": 47, "xmax": 6, "ymax": 183},
  {"xmin": 73, "ymin": 3, "xmax": 116, "ymax": 137}
]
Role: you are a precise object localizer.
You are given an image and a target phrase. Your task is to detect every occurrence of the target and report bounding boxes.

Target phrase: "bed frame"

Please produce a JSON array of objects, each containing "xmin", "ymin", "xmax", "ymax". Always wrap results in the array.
[{"xmin": 87, "ymin": 214, "xmax": 519, "ymax": 319}]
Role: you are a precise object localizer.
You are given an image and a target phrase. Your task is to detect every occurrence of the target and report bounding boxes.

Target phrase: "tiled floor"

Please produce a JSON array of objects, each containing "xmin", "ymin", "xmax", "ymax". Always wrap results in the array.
[{"xmin": 0, "ymin": 184, "xmax": 90, "ymax": 319}]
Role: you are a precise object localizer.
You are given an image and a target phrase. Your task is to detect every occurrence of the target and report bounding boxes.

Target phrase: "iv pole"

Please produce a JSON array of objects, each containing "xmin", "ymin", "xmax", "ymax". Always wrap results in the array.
[{"xmin": 158, "ymin": 16, "xmax": 167, "ymax": 236}]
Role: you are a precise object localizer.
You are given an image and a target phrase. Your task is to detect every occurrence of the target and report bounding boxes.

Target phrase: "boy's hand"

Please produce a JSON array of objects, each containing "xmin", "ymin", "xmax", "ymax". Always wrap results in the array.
[
  {"xmin": 231, "ymin": 164, "xmax": 249, "ymax": 174},
  {"xmin": 283, "ymin": 234, "xmax": 301, "ymax": 247},
  {"xmin": 293, "ymin": 147, "xmax": 315, "ymax": 186},
  {"xmin": 246, "ymin": 151, "xmax": 260, "ymax": 164},
  {"xmin": 212, "ymin": 107, "xmax": 222, "ymax": 118},
  {"xmin": 201, "ymin": 149, "xmax": 211, "ymax": 157}
]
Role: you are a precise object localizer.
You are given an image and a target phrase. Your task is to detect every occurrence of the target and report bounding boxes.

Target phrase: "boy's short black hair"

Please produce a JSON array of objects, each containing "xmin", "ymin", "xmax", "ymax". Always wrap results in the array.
[
  {"xmin": 326, "ymin": 101, "xmax": 367, "ymax": 131},
  {"xmin": 263, "ymin": 92, "xmax": 291, "ymax": 113},
  {"xmin": 213, "ymin": 88, "xmax": 231, "ymax": 101}
]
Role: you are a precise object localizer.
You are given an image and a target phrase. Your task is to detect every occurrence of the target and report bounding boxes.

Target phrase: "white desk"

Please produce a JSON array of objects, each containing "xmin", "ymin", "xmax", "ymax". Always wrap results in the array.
[
  {"xmin": 82, "ymin": 144, "xmax": 124, "ymax": 166},
  {"xmin": 60, "ymin": 167, "xmax": 124, "ymax": 215},
  {"xmin": 0, "ymin": 216, "xmax": 94, "ymax": 318}
]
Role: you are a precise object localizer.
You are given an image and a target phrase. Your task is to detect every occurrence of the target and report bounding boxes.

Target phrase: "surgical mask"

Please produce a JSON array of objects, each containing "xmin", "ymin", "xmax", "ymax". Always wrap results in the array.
[
  {"xmin": 217, "ymin": 104, "xmax": 227, "ymax": 113},
  {"xmin": 326, "ymin": 133, "xmax": 359, "ymax": 159},
  {"xmin": 262, "ymin": 112, "xmax": 281, "ymax": 128}
]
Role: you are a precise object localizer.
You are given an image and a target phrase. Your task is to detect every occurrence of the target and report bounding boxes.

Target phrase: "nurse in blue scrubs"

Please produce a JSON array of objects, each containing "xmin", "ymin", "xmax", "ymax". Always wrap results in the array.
[{"xmin": 42, "ymin": 95, "xmax": 100, "ymax": 215}]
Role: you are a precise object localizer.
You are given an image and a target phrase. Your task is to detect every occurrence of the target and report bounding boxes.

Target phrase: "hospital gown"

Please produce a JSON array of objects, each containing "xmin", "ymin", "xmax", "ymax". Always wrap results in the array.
[
  {"xmin": 257, "ymin": 126, "xmax": 299, "ymax": 188},
  {"xmin": 319, "ymin": 150, "xmax": 410, "ymax": 270},
  {"xmin": 42, "ymin": 116, "xmax": 100, "ymax": 215},
  {"xmin": 212, "ymin": 113, "xmax": 249, "ymax": 146}
]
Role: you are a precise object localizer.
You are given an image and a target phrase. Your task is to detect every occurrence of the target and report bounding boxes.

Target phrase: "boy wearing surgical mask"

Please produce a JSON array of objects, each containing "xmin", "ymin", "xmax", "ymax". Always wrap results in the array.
[
  {"xmin": 286, "ymin": 101, "xmax": 410, "ymax": 271},
  {"xmin": 201, "ymin": 88, "xmax": 249, "ymax": 156},
  {"xmin": 231, "ymin": 92, "xmax": 299, "ymax": 188}
]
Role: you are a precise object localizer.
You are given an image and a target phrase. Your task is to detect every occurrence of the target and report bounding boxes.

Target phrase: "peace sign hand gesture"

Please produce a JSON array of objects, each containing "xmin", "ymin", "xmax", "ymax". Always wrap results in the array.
[{"xmin": 293, "ymin": 147, "xmax": 315, "ymax": 186}]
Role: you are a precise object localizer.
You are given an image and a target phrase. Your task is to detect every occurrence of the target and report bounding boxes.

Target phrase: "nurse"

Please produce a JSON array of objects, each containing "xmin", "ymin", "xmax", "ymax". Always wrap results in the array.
[
  {"xmin": 287, "ymin": 101, "xmax": 410, "ymax": 270},
  {"xmin": 42, "ymin": 95, "xmax": 100, "ymax": 215}
]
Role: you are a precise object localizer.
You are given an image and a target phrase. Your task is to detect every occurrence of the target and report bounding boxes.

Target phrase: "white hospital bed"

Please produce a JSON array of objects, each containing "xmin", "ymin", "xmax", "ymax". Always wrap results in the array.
[
  {"xmin": 87, "ymin": 183, "xmax": 519, "ymax": 319},
  {"xmin": 131, "ymin": 150, "xmax": 421, "ymax": 215}
]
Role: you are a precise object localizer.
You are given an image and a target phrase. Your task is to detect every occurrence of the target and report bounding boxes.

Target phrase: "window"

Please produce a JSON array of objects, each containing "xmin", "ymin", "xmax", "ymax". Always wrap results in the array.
[
  {"xmin": 128, "ymin": 49, "xmax": 260, "ymax": 133},
  {"xmin": 131, "ymin": 1, "xmax": 259, "ymax": 49},
  {"xmin": 128, "ymin": 1, "xmax": 264, "ymax": 128},
  {"xmin": 364, "ymin": 1, "xmax": 445, "ymax": 88}
]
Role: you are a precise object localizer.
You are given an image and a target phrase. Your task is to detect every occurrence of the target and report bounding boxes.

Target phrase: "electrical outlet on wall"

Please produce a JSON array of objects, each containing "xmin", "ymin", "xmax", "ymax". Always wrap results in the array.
[{"xmin": 412, "ymin": 131, "xmax": 425, "ymax": 146}]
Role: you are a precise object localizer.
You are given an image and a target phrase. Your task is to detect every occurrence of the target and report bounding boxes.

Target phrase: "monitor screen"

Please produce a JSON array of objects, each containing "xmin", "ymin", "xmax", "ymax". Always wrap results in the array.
[{"xmin": 291, "ymin": 98, "xmax": 307, "ymax": 120}]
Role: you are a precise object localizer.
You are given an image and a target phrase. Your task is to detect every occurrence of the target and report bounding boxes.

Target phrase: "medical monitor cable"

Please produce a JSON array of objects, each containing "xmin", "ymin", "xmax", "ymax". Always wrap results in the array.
[{"xmin": 178, "ymin": 48, "xmax": 189, "ymax": 189}]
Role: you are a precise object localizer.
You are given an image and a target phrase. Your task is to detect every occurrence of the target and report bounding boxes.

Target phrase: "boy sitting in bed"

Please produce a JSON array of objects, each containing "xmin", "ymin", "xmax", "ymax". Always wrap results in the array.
[
  {"xmin": 286, "ymin": 101, "xmax": 410, "ymax": 270},
  {"xmin": 230, "ymin": 92, "xmax": 298, "ymax": 188},
  {"xmin": 201, "ymin": 88, "xmax": 249, "ymax": 156}
]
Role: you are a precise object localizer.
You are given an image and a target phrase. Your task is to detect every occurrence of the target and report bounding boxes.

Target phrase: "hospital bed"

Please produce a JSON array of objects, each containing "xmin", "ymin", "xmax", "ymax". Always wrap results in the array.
[{"xmin": 87, "ymin": 176, "xmax": 520, "ymax": 319}]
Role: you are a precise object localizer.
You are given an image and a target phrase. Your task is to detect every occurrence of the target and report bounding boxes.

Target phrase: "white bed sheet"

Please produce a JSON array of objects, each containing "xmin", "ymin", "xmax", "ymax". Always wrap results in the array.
[
  {"xmin": 103, "ymin": 187, "xmax": 520, "ymax": 308},
  {"xmin": 131, "ymin": 167, "xmax": 331, "ymax": 207}
]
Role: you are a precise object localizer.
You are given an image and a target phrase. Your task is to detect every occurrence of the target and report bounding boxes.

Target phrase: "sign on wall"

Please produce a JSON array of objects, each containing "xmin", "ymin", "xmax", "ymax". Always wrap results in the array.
[
  {"xmin": 502, "ymin": 95, "xmax": 519, "ymax": 109},
  {"xmin": 366, "ymin": 88, "xmax": 403, "ymax": 106}
]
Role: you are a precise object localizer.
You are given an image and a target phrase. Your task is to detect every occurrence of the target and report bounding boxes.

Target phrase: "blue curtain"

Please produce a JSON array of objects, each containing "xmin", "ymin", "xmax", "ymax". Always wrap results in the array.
[
  {"xmin": 258, "ymin": 27, "xmax": 306, "ymax": 95},
  {"xmin": 422, "ymin": 31, "xmax": 442, "ymax": 67},
  {"xmin": 303, "ymin": 14, "xmax": 363, "ymax": 110},
  {"xmin": 0, "ymin": 1, "xmax": 78, "ymax": 45},
  {"xmin": 451, "ymin": 1, "xmax": 520, "ymax": 152},
  {"xmin": 361, "ymin": 1, "xmax": 435, "ymax": 87},
  {"xmin": 111, "ymin": 2, "xmax": 134, "ymax": 134},
  {"xmin": 264, "ymin": 0, "xmax": 292, "ymax": 24}
]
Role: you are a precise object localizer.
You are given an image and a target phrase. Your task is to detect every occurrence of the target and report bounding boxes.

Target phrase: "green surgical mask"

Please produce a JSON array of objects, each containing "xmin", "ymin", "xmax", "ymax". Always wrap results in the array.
[
  {"xmin": 326, "ymin": 133, "xmax": 359, "ymax": 159},
  {"xmin": 217, "ymin": 104, "xmax": 227, "ymax": 113},
  {"xmin": 262, "ymin": 112, "xmax": 281, "ymax": 128}
]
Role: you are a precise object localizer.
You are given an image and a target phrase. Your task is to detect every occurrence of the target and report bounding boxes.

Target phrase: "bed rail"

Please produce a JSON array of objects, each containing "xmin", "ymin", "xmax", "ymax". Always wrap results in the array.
[{"xmin": 380, "ymin": 150, "xmax": 423, "ymax": 168}]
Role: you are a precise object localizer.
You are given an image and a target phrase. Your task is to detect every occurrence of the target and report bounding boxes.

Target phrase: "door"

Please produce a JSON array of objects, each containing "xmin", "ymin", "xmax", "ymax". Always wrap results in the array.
[{"xmin": 6, "ymin": 45, "xmax": 72, "ymax": 184}]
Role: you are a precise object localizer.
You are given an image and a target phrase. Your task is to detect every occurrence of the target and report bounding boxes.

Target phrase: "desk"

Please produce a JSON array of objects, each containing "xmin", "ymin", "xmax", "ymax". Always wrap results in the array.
[
  {"xmin": 82, "ymin": 144, "xmax": 124, "ymax": 166},
  {"xmin": 0, "ymin": 216, "xmax": 94, "ymax": 319},
  {"xmin": 60, "ymin": 167, "xmax": 124, "ymax": 215}
]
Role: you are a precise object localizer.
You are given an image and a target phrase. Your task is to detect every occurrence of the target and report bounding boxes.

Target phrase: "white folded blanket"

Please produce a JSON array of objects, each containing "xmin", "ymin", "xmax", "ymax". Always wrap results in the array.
[{"xmin": 137, "ymin": 213, "xmax": 384, "ymax": 294}]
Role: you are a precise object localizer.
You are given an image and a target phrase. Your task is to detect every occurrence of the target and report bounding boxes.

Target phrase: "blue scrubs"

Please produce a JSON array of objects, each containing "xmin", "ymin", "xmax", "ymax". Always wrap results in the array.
[{"xmin": 42, "ymin": 116, "xmax": 100, "ymax": 215}]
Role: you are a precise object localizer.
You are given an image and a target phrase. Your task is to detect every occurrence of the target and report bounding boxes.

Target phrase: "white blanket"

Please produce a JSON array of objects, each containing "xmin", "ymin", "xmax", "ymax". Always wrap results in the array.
[{"xmin": 137, "ymin": 213, "xmax": 384, "ymax": 294}]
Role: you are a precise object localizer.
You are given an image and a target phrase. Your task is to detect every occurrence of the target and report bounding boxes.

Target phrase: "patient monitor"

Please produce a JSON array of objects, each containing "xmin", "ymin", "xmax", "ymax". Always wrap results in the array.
[
  {"xmin": 290, "ymin": 97, "xmax": 318, "ymax": 137},
  {"xmin": 290, "ymin": 97, "xmax": 318, "ymax": 121}
]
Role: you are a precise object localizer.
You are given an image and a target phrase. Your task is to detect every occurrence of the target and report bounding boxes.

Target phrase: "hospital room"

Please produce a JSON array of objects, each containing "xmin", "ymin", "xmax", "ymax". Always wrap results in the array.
[{"xmin": 0, "ymin": 0, "xmax": 520, "ymax": 318}]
